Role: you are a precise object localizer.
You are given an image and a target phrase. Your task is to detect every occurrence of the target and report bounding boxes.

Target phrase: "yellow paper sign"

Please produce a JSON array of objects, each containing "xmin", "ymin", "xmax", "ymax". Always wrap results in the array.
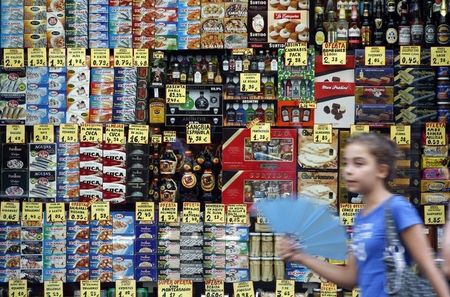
[
  {"xmin": 314, "ymin": 124, "xmax": 332, "ymax": 143},
  {"xmin": 240, "ymin": 73, "xmax": 261, "ymax": 92},
  {"xmin": 33, "ymin": 124, "xmax": 54, "ymax": 143},
  {"xmin": 114, "ymin": 48, "xmax": 133, "ymax": 67},
  {"xmin": 9, "ymin": 280, "xmax": 27, "ymax": 297},
  {"xmin": 425, "ymin": 122, "xmax": 446, "ymax": 146},
  {"xmin": 134, "ymin": 49, "xmax": 149, "ymax": 67},
  {"xmin": 3, "ymin": 49, "xmax": 24, "ymax": 68},
  {"xmin": 299, "ymin": 102, "xmax": 317, "ymax": 109},
  {"xmin": 80, "ymin": 280, "xmax": 100, "ymax": 297},
  {"xmin": 400, "ymin": 46, "xmax": 421, "ymax": 66},
  {"xmin": 116, "ymin": 279, "xmax": 136, "ymax": 297},
  {"xmin": 91, "ymin": 201, "xmax": 110, "ymax": 221},
  {"xmin": 320, "ymin": 282, "xmax": 337, "ymax": 297},
  {"xmin": 44, "ymin": 281, "xmax": 63, "ymax": 297},
  {"xmin": 163, "ymin": 131, "xmax": 177, "ymax": 143},
  {"xmin": 28, "ymin": 48, "xmax": 47, "ymax": 67},
  {"xmin": 350, "ymin": 124, "xmax": 369, "ymax": 136},
  {"xmin": 135, "ymin": 202, "xmax": 155, "ymax": 222},
  {"xmin": 6, "ymin": 125, "xmax": 25, "ymax": 144},
  {"xmin": 128, "ymin": 124, "xmax": 149, "ymax": 144},
  {"xmin": 339, "ymin": 203, "xmax": 364, "ymax": 226},
  {"xmin": 151, "ymin": 134, "xmax": 163, "ymax": 144},
  {"xmin": 322, "ymin": 42, "xmax": 346, "ymax": 65},
  {"xmin": 48, "ymin": 48, "xmax": 66, "ymax": 67},
  {"xmin": 365, "ymin": 46, "xmax": 386, "ymax": 66},
  {"xmin": 67, "ymin": 48, "xmax": 86, "ymax": 67},
  {"xmin": 276, "ymin": 280, "xmax": 295, "ymax": 297},
  {"xmin": 0, "ymin": 202, "xmax": 20, "ymax": 222},
  {"xmin": 424, "ymin": 205, "xmax": 445, "ymax": 225},
  {"xmin": 285, "ymin": 42, "xmax": 307, "ymax": 66},
  {"xmin": 390, "ymin": 125, "xmax": 411, "ymax": 145},
  {"xmin": 166, "ymin": 84, "xmax": 186, "ymax": 104},
  {"xmin": 205, "ymin": 280, "xmax": 224, "ymax": 297},
  {"xmin": 22, "ymin": 202, "xmax": 43, "ymax": 222},
  {"xmin": 186, "ymin": 123, "xmax": 211, "ymax": 144},
  {"xmin": 232, "ymin": 48, "xmax": 254, "ymax": 56},
  {"xmin": 46, "ymin": 203, "xmax": 65, "ymax": 222},
  {"xmin": 59, "ymin": 124, "xmax": 78, "ymax": 143},
  {"xmin": 159, "ymin": 202, "xmax": 178, "ymax": 223},
  {"xmin": 182, "ymin": 202, "xmax": 201, "ymax": 224},
  {"xmin": 352, "ymin": 288, "xmax": 361, "ymax": 297},
  {"xmin": 205, "ymin": 204, "xmax": 225, "ymax": 225},
  {"xmin": 250, "ymin": 123, "xmax": 271, "ymax": 142},
  {"xmin": 227, "ymin": 204, "xmax": 247, "ymax": 225},
  {"xmin": 69, "ymin": 202, "xmax": 89, "ymax": 221},
  {"xmin": 233, "ymin": 281, "xmax": 254, "ymax": 297},
  {"xmin": 91, "ymin": 48, "xmax": 110, "ymax": 68},
  {"xmin": 158, "ymin": 280, "xmax": 193, "ymax": 297},
  {"xmin": 153, "ymin": 51, "xmax": 164, "ymax": 59},
  {"xmin": 80, "ymin": 124, "xmax": 103, "ymax": 143},
  {"xmin": 105, "ymin": 124, "xmax": 125, "ymax": 144},
  {"xmin": 431, "ymin": 47, "xmax": 450, "ymax": 66}
]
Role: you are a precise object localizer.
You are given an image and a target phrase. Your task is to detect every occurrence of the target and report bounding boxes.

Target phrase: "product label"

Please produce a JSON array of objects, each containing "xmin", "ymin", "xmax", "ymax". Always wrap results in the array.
[
  {"xmin": 44, "ymin": 281, "xmax": 63, "ymax": 297},
  {"xmin": 425, "ymin": 24, "xmax": 437, "ymax": 45},
  {"xmin": 91, "ymin": 48, "xmax": 110, "ymax": 68},
  {"xmin": 182, "ymin": 202, "xmax": 201, "ymax": 224},
  {"xmin": 91, "ymin": 201, "xmax": 110, "ymax": 221},
  {"xmin": 28, "ymin": 48, "xmax": 47, "ymax": 67},
  {"xmin": 400, "ymin": 46, "xmax": 421, "ymax": 65},
  {"xmin": 159, "ymin": 202, "xmax": 178, "ymax": 223},
  {"xmin": 69, "ymin": 202, "xmax": 89, "ymax": 222},
  {"xmin": 33, "ymin": 124, "xmax": 54, "ymax": 143},
  {"xmin": 276, "ymin": 280, "xmax": 295, "ymax": 297},
  {"xmin": 314, "ymin": 124, "xmax": 332, "ymax": 143},
  {"xmin": 240, "ymin": 73, "xmax": 261, "ymax": 92},
  {"xmin": 350, "ymin": 124, "xmax": 369, "ymax": 135},
  {"xmin": 437, "ymin": 24, "xmax": 450, "ymax": 45},
  {"xmin": 9, "ymin": 280, "xmax": 27, "ymax": 297},
  {"xmin": 22, "ymin": 202, "xmax": 43, "ymax": 222},
  {"xmin": 46, "ymin": 203, "xmax": 65, "ymax": 222},
  {"xmin": 3, "ymin": 49, "xmax": 24, "ymax": 68},
  {"xmin": 205, "ymin": 280, "xmax": 224, "ymax": 297},
  {"xmin": 186, "ymin": 123, "xmax": 211, "ymax": 144},
  {"xmin": 166, "ymin": 85, "xmax": 186, "ymax": 104},
  {"xmin": 233, "ymin": 281, "xmax": 254, "ymax": 297},
  {"xmin": 59, "ymin": 124, "xmax": 78, "ymax": 143},
  {"xmin": 134, "ymin": 49, "xmax": 149, "ymax": 67},
  {"xmin": 411, "ymin": 24, "xmax": 424, "ymax": 44},
  {"xmin": 114, "ymin": 48, "xmax": 133, "ymax": 67},
  {"xmin": 227, "ymin": 204, "xmax": 247, "ymax": 225},
  {"xmin": 0, "ymin": 202, "xmax": 20, "ymax": 222},
  {"xmin": 158, "ymin": 280, "xmax": 193, "ymax": 297},
  {"xmin": 136, "ymin": 202, "xmax": 154, "ymax": 222},
  {"xmin": 80, "ymin": 280, "xmax": 100, "ymax": 297},
  {"xmin": 6, "ymin": 125, "xmax": 25, "ymax": 144},
  {"xmin": 365, "ymin": 46, "xmax": 386, "ymax": 66},
  {"xmin": 390, "ymin": 125, "xmax": 411, "ymax": 145},
  {"xmin": 67, "ymin": 48, "xmax": 86, "ymax": 67},
  {"xmin": 128, "ymin": 124, "xmax": 149, "ymax": 144},
  {"xmin": 48, "ymin": 48, "xmax": 66, "ymax": 67},
  {"xmin": 105, "ymin": 124, "xmax": 125, "ymax": 144},
  {"xmin": 398, "ymin": 26, "xmax": 411, "ymax": 45},
  {"xmin": 424, "ymin": 205, "xmax": 445, "ymax": 225},
  {"xmin": 425, "ymin": 122, "xmax": 446, "ymax": 146},
  {"xmin": 285, "ymin": 42, "xmax": 307, "ymax": 66},
  {"xmin": 385, "ymin": 28, "xmax": 398, "ymax": 44},
  {"xmin": 322, "ymin": 42, "xmax": 346, "ymax": 65},
  {"xmin": 250, "ymin": 123, "xmax": 270, "ymax": 142},
  {"xmin": 116, "ymin": 279, "xmax": 136, "ymax": 297},
  {"xmin": 431, "ymin": 47, "xmax": 450, "ymax": 66},
  {"xmin": 205, "ymin": 204, "xmax": 225, "ymax": 224}
]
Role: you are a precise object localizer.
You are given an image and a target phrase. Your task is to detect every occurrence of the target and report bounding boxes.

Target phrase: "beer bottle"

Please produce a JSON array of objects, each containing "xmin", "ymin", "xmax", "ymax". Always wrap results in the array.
[
  {"xmin": 336, "ymin": 6, "xmax": 349, "ymax": 44},
  {"xmin": 424, "ymin": 0, "xmax": 437, "ymax": 47},
  {"xmin": 361, "ymin": 1, "xmax": 372, "ymax": 46},
  {"xmin": 373, "ymin": 0, "xmax": 384, "ymax": 46},
  {"xmin": 348, "ymin": 4, "xmax": 361, "ymax": 49},
  {"xmin": 327, "ymin": 11, "xmax": 337, "ymax": 43},
  {"xmin": 410, "ymin": 0, "xmax": 424, "ymax": 45},
  {"xmin": 385, "ymin": 0, "xmax": 399, "ymax": 48},
  {"xmin": 398, "ymin": 0, "xmax": 411, "ymax": 45},
  {"xmin": 437, "ymin": 0, "xmax": 450, "ymax": 45},
  {"xmin": 315, "ymin": 13, "xmax": 326, "ymax": 51}
]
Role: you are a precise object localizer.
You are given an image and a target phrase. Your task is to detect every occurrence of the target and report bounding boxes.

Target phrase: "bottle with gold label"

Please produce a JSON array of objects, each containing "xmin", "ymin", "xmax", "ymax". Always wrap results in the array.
[
  {"xmin": 149, "ymin": 88, "xmax": 165, "ymax": 124},
  {"xmin": 315, "ymin": 13, "xmax": 326, "ymax": 50},
  {"xmin": 160, "ymin": 144, "xmax": 177, "ymax": 175},
  {"xmin": 160, "ymin": 176, "xmax": 178, "ymax": 202},
  {"xmin": 437, "ymin": 0, "xmax": 450, "ymax": 45},
  {"xmin": 180, "ymin": 150, "xmax": 199, "ymax": 202}
]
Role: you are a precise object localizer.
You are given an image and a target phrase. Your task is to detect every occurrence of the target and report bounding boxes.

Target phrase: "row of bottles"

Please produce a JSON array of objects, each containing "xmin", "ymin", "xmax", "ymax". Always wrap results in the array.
[
  {"xmin": 225, "ymin": 103, "xmax": 276, "ymax": 126},
  {"xmin": 222, "ymin": 51, "xmax": 278, "ymax": 74},
  {"xmin": 166, "ymin": 55, "xmax": 223, "ymax": 85},
  {"xmin": 281, "ymin": 79, "xmax": 313, "ymax": 100},
  {"xmin": 225, "ymin": 76, "xmax": 277, "ymax": 99}
]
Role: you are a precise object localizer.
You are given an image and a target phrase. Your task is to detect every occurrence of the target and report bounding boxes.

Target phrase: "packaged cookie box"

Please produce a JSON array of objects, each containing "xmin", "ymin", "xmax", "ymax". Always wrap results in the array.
[
  {"xmin": 90, "ymin": 269, "xmax": 113, "ymax": 282},
  {"xmin": 315, "ymin": 55, "xmax": 355, "ymax": 83},
  {"xmin": 298, "ymin": 171, "xmax": 338, "ymax": 210},
  {"xmin": 112, "ymin": 211, "xmax": 135, "ymax": 235},
  {"xmin": 222, "ymin": 170, "xmax": 296, "ymax": 205},
  {"xmin": 394, "ymin": 68, "xmax": 435, "ymax": 88},
  {"xmin": 394, "ymin": 87, "xmax": 436, "ymax": 107},
  {"xmin": 222, "ymin": 128, "xmax": 297, "ymax": 171},
  {"xmin": 355, "ymin": 104, "xmax": 394, "ymax": 124},
  {"xmin": 355, "ymin": 68, "xmax": 394, "ymax": 86},
  {"xmin": 267, "ymin": 11, "xmax": 309, "ymax": 44},
  {"xmin": 421, "ymin": 192, "xmax": 450, "ymax": 205},
  {"xmin": 298, "ymin": 128, "xmax": 339, "ymax": 170},
  {"xmin": 276, "ymin": 101, "xmax": 315, "ymax": 128},
  {"xmin": 354, "ymin": 49, "xmax": 394, "ymax": 67}
]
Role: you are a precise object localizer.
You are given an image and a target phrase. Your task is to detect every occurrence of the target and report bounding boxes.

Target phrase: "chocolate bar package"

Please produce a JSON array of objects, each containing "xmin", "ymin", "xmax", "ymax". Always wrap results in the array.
[
  {"xmin": 298, "ymin": 128, "xmax": 338, "ymax": 170},
  {"xmin": 395, "ymin": 106, "xmax": 437, "ymax": 124},
  {"xmin": 355, "ymin": 86, "xmax": 394, "ymax": 105},
  {"xmin": 355, "ymin": 104, "xmax": 394, "ymax": 124},
  {"xmin": 355, "ymin": 68, "xmax": 394, "ymax": 86},
  {"xmin": 394, "ymin": 68, "xmax": 435, "ymax": 88},
  {"xmin": 298, "ymin": 171, "xmax": 338, "ymax": 210},
  {"xmin": 394, "ymin": 87, "xmax": 436, "ymax": 107}
]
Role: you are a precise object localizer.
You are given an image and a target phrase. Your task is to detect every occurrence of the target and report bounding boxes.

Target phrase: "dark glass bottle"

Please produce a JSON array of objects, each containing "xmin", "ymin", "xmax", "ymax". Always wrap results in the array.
[
  {"xmin": 160, "ymin": 144, "xmax": 177, "ymax": 175},
  {"xmin": 424, "ymin": 0, "xmax": 437, "ymax": 47},
  {"xmin": 410, "ymin": 0, "xmax": 424, "ymax": 45},
  {"xmin": 398, "ymin": 0, "xmax": 411, "ymax": 45},
  {"xmin": 315, "ymin": 13, "xmax": 326, "ymax": 51},
  {"xmin": 385, "ymin": 0, "xmax": 399, "ymax": 48},
  {"xmin": 437, "ymin": 0, "xmax": 450, "ymax": 45},
  {"xmin": 373, "ymin": 0, "xmax": 384, "ymax": 45},
  {"xmin": 348, "ymin": 4, "xmax": 361, "ymax": 49},
  {"xmin": 361, "ymin": 1, "xmax": 372, "ymax": 46},
  {"xmin": 180, "ymin": 150, "xmax": 199, "ymax": 202}
]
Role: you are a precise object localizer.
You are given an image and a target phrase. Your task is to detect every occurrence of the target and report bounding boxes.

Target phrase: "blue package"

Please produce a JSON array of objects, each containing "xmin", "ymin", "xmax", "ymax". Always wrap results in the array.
[
  {"xmin": 90, "ymin": 225, "xmax": 113, "ymax": 241},
  {"xmin": 90, "ymin": 254, "xmax": 113, "ymax": 270},
  {"xmin": 48, "ymin": 109, "xmax": 66, "ymax": 126},
  {"xmin": 67, "ymin": 254, "xmax": 89, "ymax": 269},
  {"xmin": 26, "ymin": 67, "xmax": 49, "ymax": 83},
  {"xmin": 89, "ymin": 31, "xmax": 109, "ymax": 41},
  {"xmin": 135, "ymin": 225, "xmax": 157, "ymax": 240},
  {"xmin": 67, "ymin": 240, "xmax": 89, "ymax": 255},
  {"xmin": 26, "ymin": 85, "xmax": 49, "ymax": 105},
  {"xmin": 89, "ymin": 4, "xmax": 109, "ymax": 13},
  {"xmin": 48, "ymin": 74, "xmax": 67, "ymax": 91},
  {"xmin": 112, "ymin": 256, "xmax": 134, "ymax": 280},
  {"xmin": 0, "ymin": 255, "xmax": 20, "ymax": 269},
  {"xmin": 112, "ymin": 235, "xmax": 135, "ymax": 256},
  {"xmin": 89, "ymin": 13, "xmax": 109, "ymax": 23},
  {"xmin": 135, "ymin": 268, "xmax": 158, "ymax": 282},
  {"xmin": 90, "ymin": 269, "xmax": 113, "ymax": 282},
  {"xmin": 134, "ymin": 254, "xmax": 157, "ymax": 269},
  {"xmin": 66, "ymin": 268, "xmax": 89, "ymax": 282},
  {"xmin": 67, "ymin": 224, "xmax": 90, "ymax": 240},
  {"xmin": 0, "ymin": 225, "xmax": 21, "ymax": 241},
  {"xmin": 43, "ymin": 268, "xmax": 66, "ymax": 282},
  {"xmin": 43, "ymin": 241, "xmax": 66, "ymax": 255},
  {"xmin": 109, "ymin": 35, "xmax": 132, "ymax": 49},
  {"xmin": 112, "ymin": 212, "xmax": 135, "ymax": 235},
  {"xmin": 43, "ymin": 254, "xmax": 66, "ymax": 269},
  {"xmin": 90, "ymin": 241, "xmax": 112, "ymax": 255},
  {"xmin": 0, "ymin": 269, "xmax": 20, "ymax": 282},
  {"xmin": 48, "ymin": 91, "xmax": 66, "ymax": 108},
  {"xmin": 135, "ymin": 240, "xmax": 157, "ymax": 254},
  {"xmin": 26, "ymin": 105, "xmax": 48, "ymax": 125},
  {"xmin": 225, "ymin": 226, "xmax": 249, "ymax": 241}
]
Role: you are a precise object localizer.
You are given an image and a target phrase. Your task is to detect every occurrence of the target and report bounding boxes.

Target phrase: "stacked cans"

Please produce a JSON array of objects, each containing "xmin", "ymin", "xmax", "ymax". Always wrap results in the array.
[
  {"xmin": 1, "ymin": 144, "xmax": 29, "ymax": 200},
  {"xmin": 66, "ymin": 67, "xmax": 90, "ymax": 125},
  {"xmin": 47, "ymin": 0, "xmax": 65, "ymax": 48},
  {"xmin": 43, "ymin": 217, "xmax": 66, "ymax": 282},
  {"xmin": 90, "ymin": 68, "xmax": 114, "ymax": 123},
  {"xmin": 26, "ymin": 67, "xmax": 49, "ymax": 125},
  {"xmin": 178, "ymin": 0, "xmax": 200, "ymax": 50},
  {"xmin": 134, "ymin": 218, "xmax": 158, "ymax": 281},
  {"xmin": 180, "ymin": 219, "xmax": 204, "ymax": 281},
  {"xmin": 135, "ymin": 67, "xmax": 149, "ymax": 123},
  {"xmin": 112, "ymin": 212, "xmax": 135, "ymax": 281},
  {"xmin": 79, "ymin": 140, "xmax": 103, "ymax": 202},
  {"xmin": 113, "ymin": 67, "xmax": 137, "ymax": 123},
  {"xmin": 66, "ymin": 220, "xmax": 90, "ymax": 282},
  {"xmin": 29, "ymin": 144, "xmax": 57, "ymax": 202},
  {"xmin": 65, "ymin": 0, "xmax": 88, "ymax": 47},
  {"xmin": 0, "ymin": 221, "xmax": 21, "ymax": 282},
  {"xmin": 126, "ymin": 143, "xmax": 149, "ymax": 202},
  {"xmin": 103, "ymin": 141, "xmax": 126, "ymax": 204},
  {"xmin": 20, "ymin": 220, "xmax": 44, "ymax": 283},
  {"xmin": 203, "ymin": 224, "xmax": 226, "ymax": 281},
  {"xmin": 57, "ymin": 142, "xmax": 80, "ymax": 202},
  {"xmin": 24, "ymin": 0, "xmax": 47, "ymax": 48},
  {"xmin": 90, "ymin": 216, "xmax": 113, "ymax": 282},
  {"xmin": 158, "ymin": 222, "xmax": 181, "ymax": 280},
  {"xmin": 0, "ymin": 67, "xmax": 27, "ymax": 125},
  {"xmin": 89, "ymin": 0, "xmax": 109, "ymax": 48},
  {"xmin": 0, "ymin": 0, "xmax": 24, "ymax": 48},
  {"xmin": 109, "ymin": 0, "xmax": 132, "ymax": 48},
  {"xmin": 48, "ymin": 67, "xmax": 67, "ymax": 125}
]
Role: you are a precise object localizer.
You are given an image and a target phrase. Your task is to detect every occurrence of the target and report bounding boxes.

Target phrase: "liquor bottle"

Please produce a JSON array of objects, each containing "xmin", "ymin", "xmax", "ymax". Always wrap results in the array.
[
  {"xmin": 315, "ymin": 0, "xmax": 325, "ymax": 20},
  {"xmin": 226, "ymin": 104, "xmax": 236, "ymax": 123},
  {"xmin": 200, "ymin": 56, "xmax": 209, "ymax": 83},
  {"xmin": 348, "ymin": 4, "xmax": 361, "ymax": 49},
  {"xmin": 336, "ymin": 6, "xmax": 349, "ymax": 44},
  {"xmin": 264, "ymin": 77, "xmax": 275, "ymax": 97},
  {"xmin": 195, "ymin": 91, "xmax": 209, "ymax": 109},
  {"xmin": 213, "ymin": 67, "xmax": 222, "ymax": 84},
  {"xmin": 360, "ymin": 1, "xmax": 371, "ymax": 46},
  {"xmin": 398, "ymin": 0, "xmax": 411, "ymax": 45},
  {"xmin": 285, "ymin": 79, "xmax": 293, "ymax": 98},
  {"xmin": 194, "ymin": 65, "xmax": 202, "ymax": 84},
  {"xmin": 270, "ymin": 51, "xmax": 278, "ymax": 71},
  {"xmin": 256, "ymin": 103, "xmax": 265, "ymax": 122},
  {"xmin": 265, "ymin": 103, "xmax": 275, "ymax": 123},
  {"xmin": 373, "ymin": 0, "xmax": 384, "ymax": 46},
  {"xmin": 243, "ymin": 54, "xmax": 251, "ymax": 72},
  {"xmin": 250, "ymin": 54, "xmax": 258, "ymax": 71},
  {"xmin": 180, "ymin": 151, "xmax": 198, "ymax": 202},
  {"xmin": 207, "ymin": 61, "xmax": 214, "ymax": 84},
  {"xmin": 160, "ymin": 144, "xmax": 177, "ymax": 175},
  {"xmin": 235, "ymin": 55, "xmax": 243, "ymax": 72},
  {"xmin": 172, "ymin": 63, "xmax": 180, "ymax": 84},
  {"xmin": 180, "ymin": 64, "xmax": 187, "ymax": 84},
  {"xmin": 222, "ymin": 53, "xmax": 229, "ymax": 72},
  {"xmin": 410, "ymin": 0, "xmax": 424, "ymax": 45},
  {"xmin": 149, "ymin": 88, "xmax": 165, "ymax": 124},
  {"xmin": 292, "ymin": 79, "xmax": 300, "ymax": 99},
  {"xmin": 246, "ymin": 104, "xmax": 256, "ymax": 122},
  {"xmin": 160, "ymin": 176, "xmax": 178, "ymax": 202},
  {"xmin": 281, "ymin": 106, "xmax": 290, "ymax": 122},
  {"xmin": 291, "ymin": 107, "xmax": 301, "ymax": 123},
  {"xmin": 229, "ymin": 55, "xmax": 236, "ymax": 72},
  {"xmin": 264, "ymin": 50, "xmax": 271, "ymax": 71},
  {"xmin": 425, "ymin": 0, "xmax": 437, "ymax": 47},
  {"xmin": 181, "ymin": 90, "xmax": 194, "ymax": 110},
  {"xmin": 437, "ymin": 0, "xmax": 450, "ymax": 45},
  {"xmin": 236, "ymin": 104, "xmax": 246, "ymax": 124},
  {"xmin": 315, "ymin": 13, "xmax": 326, "ymax": 51},
  {"xmin": 325, "ymin": 0, "xmax": 335, "ymax": 22},
  {"xmin": 258, "ymin": 51, "xmax": 265, "ymax": 72},
  {"xmin": 385, "ymin": 0, "xmax": 399, "ymax": 48},
  {"xmin": 327, "ymin": 11, "xmax": 337, "ymax": 43}
]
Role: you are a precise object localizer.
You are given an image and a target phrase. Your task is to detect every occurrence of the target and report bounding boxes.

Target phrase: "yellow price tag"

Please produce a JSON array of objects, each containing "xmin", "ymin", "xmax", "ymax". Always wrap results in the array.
[
  {"xmin": 33, "ymin": 124, "xmax": 54, "ymax": 143},
  {"xmin": 153, "ymin": 51, "xmax": 164, "ymax": 59},
  {"xmin": 134, "ymin": 49, "xmax": 149, "ymax": 67},
  {"xmin": 390, "ymin": 125, "xmax": 411, "ymax": 145},
  {"xmin": 166, "ymin": 84, "xmax": 186, "ymax": 104},
  {"xmin": 158, "ymin": 280, "xmax": 193, "ymax": 297},
  {"xmin": 159, "ymin": 202, "xmax": 178, "ymax": 223},
  {"xmin": 205, "ymin": 204, "xmax": 225, "ymax": 225},
  {"xmin": 28, "ymin": 48, "xmax": 47, "ymax": 67},
  {"xmin": 91, "ymin": 48, "xmax": 110, "ymax": 68},
  {"xmin": 80, "ymin": 280, "xmax": 100, "ymax": 297},
  {"xmin": 205, "ymin": 280, "xmax": 224, "ymax": 297},
  {"xmin": 69, "ymin": 202, "xmax": 89, "ymax": 222},
  {"xmin": 276, "ymin": 280, "xmax": 295, "ymax": 297},
  {"xmin": 151, "ymin": 134, "xmax": 162, "ymax": 144},
  {"xmin": 3, "ymin": 49, "xmax": 24, "ymax": 68},
  {"xmin": 233, "ymin": 281, "xmax": 254, "ymax": 297},
  {"xmin": 425, "ymin": 122, "xmax": 446, "ymax": 146},
  {"xmin": 91, "ymin": 201, "xmax": 110, "ymax": 221},
  {"xmin": 182, "ymin": 202, "xmax": 201, "ymax": 224},
  {"xmin": 105, "ymin": 124, "xmax": 125, "ymax": 144},
  {"xmin": 424, "ymin": 205, "xmax": 445, "ymax": 225},
  {"xmin": 46, "ymin": 203, "xmax": 65, "ymax": 222},
  {"xmin": 400, "ymin": 46, "xmax": 421, "ymax": 66},
  {"xmin": 163, "ymin": 131, "xmax": 177, "ymax": 143},
  {"xmin": 22, "ymin": 202, "xmax": 43, "ymax": 222},
  {"xmin": 350, "ymin": 124, "xmax": 369, "ymax": 136},
  {"xmin": 9, "ymin": 280, "xmax": 27, "ymax": 297},
  {"xmin": 128, "ymin": 124, "xmax": 149, "ymax": 144},
  {"xmin": 320, "ymin": 282, "xmax": 337, "ymax": 297},
  {"xmin": 352, "ymin": 288, "xmax": 361, "ymax": 297},
  {"xmin": 0, "ymin": 202, "xmax": 20, "ymax": 222},
  {"xmin": 339, "ymin": 203, "xmax": 364, "ymax": 226},
  {"xmin": 80, "ymin": 124, "xmax": 103, "ymax": 143},
  {"xmin": 6, "ymin": 125, "xmax": 25, "ymax": 144},
  {"xmin": 67, "ymin": 48, "xmax": 86, "ymax": 67},
  {"xmin": 431, "ymin": 47, "xmax": 450, "ymax": 66},
  {"xmin": 114, "ymin": 49, "xmax": 133, "ymax": 67},
  {"xmin": 116, "ymin": 279, "xmax": 136, "ymax": 297},
  {"xmin": 299, "ymin": 102, "xmax": 317, "ymax": 109},
  {"xmin": 285, "ymin": 42, "xmax": 307, "ymax": 66},
  {"xmin": 240, "ymin": 73, "xmax": 261, "ymax": 92},
  {"xmin": 365, "ymin": 46, "xmax": 386, "ymax": 66},
  {"xmin": 227, "ymin": 204, "xmax": 247, "ymax": 225},
  {"xmin": 186, "ymin": 123, "xmax": 211, "ymax": 144},
  {"xmin": 232, "ymin": 48, "xmax": 254, "ymax": 56},
  {"xmin": 59, "ymin": 124, "xmax": 78, "ymax": 143},
  {"xmin": 256, "ymin": 209, "xmax": 269, "ymax": 224},
  {"xmin": 250, "ymin": 123, "xmax": 271, "ymax": 142},
  {"xmin": 48, "ymin": 48, "xmax": 65, "ymax": 67},
  {"xmin": 322, "ymin": 42, "xmax": 346, "ymax": 65},
  {"xmin": 44, "ymin": 281, "xmax": 63, "ymax": 297},
  {"xmin": 135, "ymin": 202, "xmax": 154, "ymax": 222},
  {"xmin": 314, "ymin": 124, "xmax": 332, "ymax": 143}
]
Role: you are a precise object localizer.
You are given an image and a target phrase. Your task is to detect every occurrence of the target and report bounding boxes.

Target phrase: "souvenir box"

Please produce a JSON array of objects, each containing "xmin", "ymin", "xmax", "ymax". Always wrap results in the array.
[
  {"xmin": 298, "ymin": 171, "xmax": 338, "ymax": 210},
  {"xmin": 297, "ymin": 128, "xmax": 338, "ymax": 170},
  {"xmin": 276, "ymin": 101, "xmax": 314, "ymax": 127},
  {"xmin": 315, "ymin": 55, "xmax": 355, "ymax": 83}
]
